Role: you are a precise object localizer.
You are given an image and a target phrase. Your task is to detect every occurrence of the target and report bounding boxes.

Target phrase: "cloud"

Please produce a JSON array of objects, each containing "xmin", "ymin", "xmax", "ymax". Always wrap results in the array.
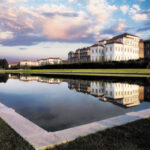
[
  {"xmin": 87, "ymin": 0, "xmax": 117, "ymax": 38},
  {"xmin": 141, "ymin": 9, "xmax": 150, "ymax": 14},
  {"xmin": 132, "ymin": 13, "xmax": 147, "ymax": 21},
  {"xmin": 136, "ymin": 30, "xmax": 150, "ymax": 40},
  {"xmin": 137, "ymin": 25, "xmax": 150, "ymax": 32},
  {"xmin": 101, "ymin": 19, "xmax": 132, "ymax": 35},
  {"xmin": 133, "ymin": 4, "xmax": 140, "ymax": 11},
  {"xmin": 0, "ymin": 31, "xmax": 14, "ymax": 40},
  {"xmin": 1, "ymin": 0, "xmax": 27, "ymax": 3},
  {"xmin": 0, "ymin": 0, "xmax": 118, "ymax": 46},
  {"xmin": 130, "ymin": 4, "xmax": 148, "ymax": 21},
  {"xmin": 0, "ymin": 2, "xmax": 96, "ymax": 45},
  {"xmin": 68, "ymin": 0, "xmax": 74, "ymax": 3},
  {"xmin": 43, "ymin": 12, "xmax": 78, "ymax": 18},
  {"xmin": 120, "ymin": 5, "xmax": 129, "ymax": 14},
  {"xmin": 42, "ymin": 10, "xmax": 92, "ymax": 41},
  {"xmin": 19, "ymin": 47, "xmax": 27, "ymax": 50},
  {"xmin": 87, "ymin": 0, "xmax": 117, "ymax": 24}
]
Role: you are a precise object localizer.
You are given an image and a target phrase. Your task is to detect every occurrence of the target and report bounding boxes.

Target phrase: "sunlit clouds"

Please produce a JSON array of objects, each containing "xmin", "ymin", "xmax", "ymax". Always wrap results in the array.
[{"xmin": 0, "ymin": 0, "xmax": 150, "ymax": 61}]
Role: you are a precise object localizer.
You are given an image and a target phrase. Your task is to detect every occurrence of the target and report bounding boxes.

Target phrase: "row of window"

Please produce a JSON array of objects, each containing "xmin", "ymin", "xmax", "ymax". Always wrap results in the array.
[
  {"xmin": 92, "ymin": 89, "xmax": 104, "ymax": 93},
  {"xmin": 91, "ymin": 56, "xmax": 105, "ymax": 61},
  {"xmin": 91, "ymin": 89, "xmax": 139, "ymax": 95},
  {"xmin": 115, "ymin": 56, "xmax": 138, "ymax": 60},
  {"xmin": 124, "ymin": 40, "xmax": 138, "ymax": 47},
  {"xmin": 91, "ymin": 49, "xmax": 103, "ymax": 53},
  {"xmin": 92, "ymin": 47, "xmax": 139, "ymax": 53}
]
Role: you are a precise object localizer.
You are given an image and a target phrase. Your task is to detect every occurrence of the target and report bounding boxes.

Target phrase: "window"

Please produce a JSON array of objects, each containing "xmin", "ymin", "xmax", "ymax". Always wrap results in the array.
[
  {"xmin": 110, "ymin": 91, "xmax": 112, "ymax": 96},
  {"xmin": 115, "ymin": 92, "xmax": 118, "ymax": 96}
]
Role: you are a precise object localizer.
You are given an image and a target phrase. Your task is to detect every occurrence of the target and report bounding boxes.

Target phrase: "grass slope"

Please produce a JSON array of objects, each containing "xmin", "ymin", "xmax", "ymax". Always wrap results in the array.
[
  {"xmin": 47, "ymin": 118, "xmax": 150, "ymax": 150},
  {"xmin": 0, "ymin": 118, "xmax": 34, "ymax": 150}
]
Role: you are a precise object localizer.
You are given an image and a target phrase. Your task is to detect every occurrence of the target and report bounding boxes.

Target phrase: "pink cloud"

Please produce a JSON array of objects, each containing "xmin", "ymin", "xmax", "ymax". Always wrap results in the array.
[
  {"xmin": 0, "ymin": 0, "xmax": 119, "ymax": 45},
  {"xmin": 42, "ymin": 11, "xmax": 90, "ymax": 40}
]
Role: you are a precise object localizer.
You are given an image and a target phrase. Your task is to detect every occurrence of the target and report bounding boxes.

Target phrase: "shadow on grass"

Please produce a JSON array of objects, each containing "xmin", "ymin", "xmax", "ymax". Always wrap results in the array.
[{"xmin": 47, "ymin": 118, "xmax": 150, "ymax": 150}]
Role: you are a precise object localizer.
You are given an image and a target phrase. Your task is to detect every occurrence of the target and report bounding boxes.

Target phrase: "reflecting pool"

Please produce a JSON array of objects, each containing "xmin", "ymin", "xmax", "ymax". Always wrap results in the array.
[{"xmin": 0, "ymin": 74, "xmax": 150, "ymax": 131}]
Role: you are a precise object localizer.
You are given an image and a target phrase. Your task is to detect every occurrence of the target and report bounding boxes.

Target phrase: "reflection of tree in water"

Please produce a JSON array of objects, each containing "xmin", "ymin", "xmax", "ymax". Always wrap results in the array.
[{"xmin": 0, "ymin": 74, "xmax": 8, "ymax": 83}]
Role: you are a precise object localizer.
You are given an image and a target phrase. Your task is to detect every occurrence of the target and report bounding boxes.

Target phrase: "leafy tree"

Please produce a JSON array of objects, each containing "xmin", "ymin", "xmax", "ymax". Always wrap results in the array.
[{"xmin": 0, "ymin": 59, "xmax": 8, "ymax": 69}]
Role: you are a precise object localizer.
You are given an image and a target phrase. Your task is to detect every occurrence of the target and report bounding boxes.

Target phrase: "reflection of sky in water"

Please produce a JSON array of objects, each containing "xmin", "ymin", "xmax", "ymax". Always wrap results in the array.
[{"xmin": 0, "ymin": 78, "xmax": 150, "ymax": 131}]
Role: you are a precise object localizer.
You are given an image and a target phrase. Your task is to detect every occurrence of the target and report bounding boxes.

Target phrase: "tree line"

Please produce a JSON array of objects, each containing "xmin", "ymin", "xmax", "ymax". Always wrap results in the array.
[{"xmin": 32, "ymin": 58, "xmax": 150, "ymax": 69}]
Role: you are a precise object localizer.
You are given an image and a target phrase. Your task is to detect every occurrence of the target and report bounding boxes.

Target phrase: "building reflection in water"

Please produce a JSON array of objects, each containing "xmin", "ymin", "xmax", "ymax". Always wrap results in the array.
[
  {"xmin": 8, "ymin": 74, "xmax": 145, "ymax": 108},
  {"xmin": 68, "ymin": 80, "xmax": 145, "ymax": 108},
  {"xmin": 9, "ymin": 74, "xmax": 62, "ymax": 84}
]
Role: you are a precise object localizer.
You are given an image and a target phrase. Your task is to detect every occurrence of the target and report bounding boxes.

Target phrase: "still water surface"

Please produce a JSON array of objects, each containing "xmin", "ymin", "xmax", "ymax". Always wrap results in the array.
[{"xmin": 0, "ymin": 74, "xmax": 150, "ymax": 131}]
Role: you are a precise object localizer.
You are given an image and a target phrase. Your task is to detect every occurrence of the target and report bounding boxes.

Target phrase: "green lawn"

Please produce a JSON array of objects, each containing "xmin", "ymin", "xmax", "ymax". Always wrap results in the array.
[
  {"xmin": 4, "ymin": 68, "xmax": 150, "ymax": 73},
  {"xmin": 0, "ymin": 117, "xmax": 150, "ymax": 150},
  {"xmin": 0, "ymin": 118, "xmax": 34, "ymax": 150},
  {"xmin": 2, "ymin": 69, "xmax": 150, "ymax": 77},
  {"xmin": 47, "ymin": 118, "xmax": 150, "ymax": 150}
]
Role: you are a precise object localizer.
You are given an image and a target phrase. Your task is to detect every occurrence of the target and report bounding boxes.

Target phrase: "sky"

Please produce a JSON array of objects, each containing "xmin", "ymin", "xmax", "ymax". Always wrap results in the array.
[{"xmin": 0, "ymin": 0, "xmax": 150, "ymax": 62}]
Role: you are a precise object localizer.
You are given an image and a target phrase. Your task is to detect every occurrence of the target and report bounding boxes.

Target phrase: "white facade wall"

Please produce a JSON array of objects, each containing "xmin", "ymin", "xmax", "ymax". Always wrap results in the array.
[
  {"xmin": 90, "ymin": 81, "xmax": 104, "ymax": 97},
  {"xmin": 104, "ymin": 83, "xmax": 140, "ymax": 107},
  {"xmin": 47, "ymin": 58, "xmax": 61, "ymax": 64},
  {"xmin": 20, "ymin": 76, "xmax": 39, "ymax": 81},
  {"xmin": 8, "ymin": 64, "xmax": 18, "ymax": 68},
  {"xmin": 38, "ymin": 77, "xmax": 61, "ymax": 84},
  {"xmin": 38, "ymin": 58, "xmax": 61, "ymax": 66},
  {"xmin": 112, "ymin": 36, "xmax": 139, "ymax": 61},
  {"xmin": 38, "ymin": 60, "xmax": 47, "ymax": 66},
  {"xmin": 105, "ymin": 44, "xmax": 114, "ymax": 61},
  {"xmin": 31, "ymin": 61, "xmax": 39, "ymax": 66},
  {"xmin": 90, "ymin": 46, "xmax": 104, "ymax": 62},
  {"xmin": 95, "ymin": 34, "xmax": 140, "ymax": 61},
  {"xmin": 20, "ymin": 61, "xmax": 39, "ymax": 66},
  {"xmin": 8, "ymin": 64, "xmax": 11, "ymax": 68},
  {"xmin": 90, "ymin": 81, "xmax": 140, "ymax": 107}
]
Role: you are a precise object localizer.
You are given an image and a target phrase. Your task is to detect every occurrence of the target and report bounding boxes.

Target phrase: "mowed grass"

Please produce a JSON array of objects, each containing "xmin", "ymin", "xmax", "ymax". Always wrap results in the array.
[
  {"xmin": 0, "ymin": 118, "xmax": 34, "ymax": 150},
  {"xmin": 0, "ymin": 117, "xmax": 150, "ymax": 150},
  {"xmin": 5, "ymin": 68, "xmax": 150, "ymax": 73},
  {"xmin": 3, "ymin": 69, "xmax": 150, "ymax": 77},
  {"xmin": 47, "ymin": 118, "xmax": 150, "ymax": 150}
]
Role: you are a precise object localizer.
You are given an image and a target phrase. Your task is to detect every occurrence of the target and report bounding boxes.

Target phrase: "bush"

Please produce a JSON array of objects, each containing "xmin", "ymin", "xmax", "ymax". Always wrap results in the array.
[{"xmin": 32, "ymin": 58, "xmax": 150, "ymax": 69}]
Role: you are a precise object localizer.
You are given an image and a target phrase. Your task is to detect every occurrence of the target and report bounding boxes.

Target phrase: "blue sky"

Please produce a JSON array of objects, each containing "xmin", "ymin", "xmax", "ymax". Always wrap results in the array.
[{"xmin": 0, "ymin": 0, "xmax": 150, "ymax": 62}]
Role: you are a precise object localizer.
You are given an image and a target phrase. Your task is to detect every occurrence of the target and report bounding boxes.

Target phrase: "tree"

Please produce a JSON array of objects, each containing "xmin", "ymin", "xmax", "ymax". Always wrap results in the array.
[{"xmin": 0, "ymin": 59, "xmax": 8, "ymax": 69}]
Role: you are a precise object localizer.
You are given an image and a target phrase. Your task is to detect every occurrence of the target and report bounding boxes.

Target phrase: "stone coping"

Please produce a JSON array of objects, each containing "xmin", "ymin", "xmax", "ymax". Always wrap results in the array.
[{"xmin": 0, "ymin": 102, "xmax": 150, "ymax": 149}]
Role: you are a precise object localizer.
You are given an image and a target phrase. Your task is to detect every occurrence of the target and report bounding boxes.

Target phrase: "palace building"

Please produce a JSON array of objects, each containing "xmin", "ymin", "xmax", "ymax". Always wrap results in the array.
[
  {"xmin": 38, "ymin": 57, "xmax": 61, "ymax": 66},
  {"xmin": 68, "ymin": 33, "xmax": 141, "ymax": 63},
  {"xmin": 20, "ymin": 60, "xmax": 39, "ymax": 67},
  {"xmin": 91, "ymin": 33, "xmax": 140, "ymax": 62},
  {"xmin": 68, "ymin": 47, "xmax": 90, "ymax": 63}
]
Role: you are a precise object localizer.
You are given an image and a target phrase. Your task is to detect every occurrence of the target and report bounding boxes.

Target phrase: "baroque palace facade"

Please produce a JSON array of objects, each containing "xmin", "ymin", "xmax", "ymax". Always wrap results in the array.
[{"xmin": 68, "ymin": 33, "xmax": 143, "ymax": 63}]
